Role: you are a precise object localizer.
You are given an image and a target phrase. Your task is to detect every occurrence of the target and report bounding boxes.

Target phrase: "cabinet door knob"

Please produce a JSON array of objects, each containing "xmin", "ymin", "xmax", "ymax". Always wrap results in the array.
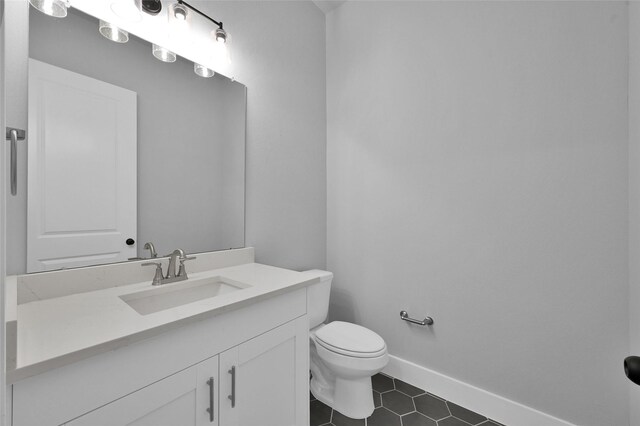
[{"xmin": 126, "ymin": 238, "xmax": 135, "ymax": 246}]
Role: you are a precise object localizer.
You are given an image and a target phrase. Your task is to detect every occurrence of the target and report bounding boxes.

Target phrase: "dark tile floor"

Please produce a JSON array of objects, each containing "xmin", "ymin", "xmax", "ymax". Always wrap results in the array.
[{"xmin": 310, "ymin": 373, "xmax": 506, "ymax": 426}]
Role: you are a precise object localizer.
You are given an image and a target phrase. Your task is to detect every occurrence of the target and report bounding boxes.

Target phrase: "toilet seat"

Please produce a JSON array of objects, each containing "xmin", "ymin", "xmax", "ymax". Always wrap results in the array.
[{"xmin": 314, "ymin": 321, "xmax": 387, "ymax": 358}]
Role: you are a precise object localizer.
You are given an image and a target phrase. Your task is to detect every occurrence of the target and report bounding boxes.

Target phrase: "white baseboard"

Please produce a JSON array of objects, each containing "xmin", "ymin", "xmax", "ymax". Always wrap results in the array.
[{"xmin": 383, "ymin": 355, "xmax": 576, "ymax": 426}]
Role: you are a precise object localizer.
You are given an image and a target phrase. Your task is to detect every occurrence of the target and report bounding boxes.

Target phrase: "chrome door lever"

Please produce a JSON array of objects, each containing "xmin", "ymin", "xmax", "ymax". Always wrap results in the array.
[{"xmin": 5, "ymin": 127, "xmax": 26, "ymax": 196}]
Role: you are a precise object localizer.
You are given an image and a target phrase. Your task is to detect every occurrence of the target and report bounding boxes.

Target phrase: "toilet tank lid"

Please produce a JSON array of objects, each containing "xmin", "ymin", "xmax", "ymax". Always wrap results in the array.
[{"xmin": 300, "ymin": 269, "xmax": 333, "ymax": 282}]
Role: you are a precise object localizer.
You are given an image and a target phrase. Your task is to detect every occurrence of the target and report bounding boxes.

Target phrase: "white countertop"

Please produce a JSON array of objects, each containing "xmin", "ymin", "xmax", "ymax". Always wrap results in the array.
[{"xmin": 10, "ymin": 262, "xmax": 316, "ymax": 383}]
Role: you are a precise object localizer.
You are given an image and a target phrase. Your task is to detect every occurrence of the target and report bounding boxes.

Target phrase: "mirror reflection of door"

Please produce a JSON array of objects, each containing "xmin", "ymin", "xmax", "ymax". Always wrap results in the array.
[{"xmin": 27, "ymin": 59, "xmax": 137, "ymax": 272}]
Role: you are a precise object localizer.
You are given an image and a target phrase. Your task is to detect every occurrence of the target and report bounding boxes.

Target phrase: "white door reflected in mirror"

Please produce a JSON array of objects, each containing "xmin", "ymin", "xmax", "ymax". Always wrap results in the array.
[{"xmin": 27, "ymin": 59, "xmax": 137, "ymax": 272}]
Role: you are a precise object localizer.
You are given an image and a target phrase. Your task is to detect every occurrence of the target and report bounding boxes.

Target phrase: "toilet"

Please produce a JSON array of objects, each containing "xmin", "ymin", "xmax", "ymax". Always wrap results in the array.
[{"xmin": 301, "ymin": 270, "xmax": 388, "ymax": 419}]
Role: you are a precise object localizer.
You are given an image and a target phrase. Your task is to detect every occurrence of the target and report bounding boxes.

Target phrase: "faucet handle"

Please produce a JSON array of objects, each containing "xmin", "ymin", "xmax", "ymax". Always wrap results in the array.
[
  {"xmin": 177, "ymin": 256, "xmax": 196, "ymax": 278},
  {"xmin": 142, "ymin": 262, "xmax": 165, "ymax": 285},
  {"xmin": 178, "ymin": 256, "xmax": 196, "ymax": 268}
]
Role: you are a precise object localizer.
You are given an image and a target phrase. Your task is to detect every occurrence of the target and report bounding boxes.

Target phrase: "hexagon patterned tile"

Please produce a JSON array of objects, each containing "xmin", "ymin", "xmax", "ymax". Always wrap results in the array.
[{"xmin": 310, "ymin": 373, "xmax": 506, "ymax": 426}]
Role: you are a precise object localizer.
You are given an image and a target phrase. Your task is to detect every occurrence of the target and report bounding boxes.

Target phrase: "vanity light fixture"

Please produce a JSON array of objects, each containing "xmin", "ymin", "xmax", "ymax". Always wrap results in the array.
[
  {"xmin": 175, "ymin": 0, "xmax": 227, "ymax": 43},
  {"xmin": 99, "ymin": 20, "xmax": 130, "ymax": 43},
  {"xmin": 214, "ymin": 27, "xmax": 227, "ymax": 44},
  {"xmin": 28, "ymin": 0, "xmax": 69, "ymax": 18},
  {"xmin": 194, "ymin": 63, "xmax": 214, "ymax": 78},
  {"xmin": 110, "ymin": 0, "xmax": 142, "ymax": 22},
  {"xmin": 152, "ymin": 44, "xmax": 177, "ymax": 63},
  {"xmin": 172, "ymin": 3, "xmax": 188, "ymax": 21},
  {"xmin": 142, "ymin": 0, "xmax": 163, "ymax": 15},
  {"xmin": 168, "ymin": 0, "xmax": 231, "ymax": 77}
]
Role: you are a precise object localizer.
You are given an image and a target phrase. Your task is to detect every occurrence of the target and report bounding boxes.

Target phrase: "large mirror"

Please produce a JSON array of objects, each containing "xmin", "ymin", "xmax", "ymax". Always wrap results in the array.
[{"xmin": 7, "ymin": 7, "xmax": 246, "ymax": 274}]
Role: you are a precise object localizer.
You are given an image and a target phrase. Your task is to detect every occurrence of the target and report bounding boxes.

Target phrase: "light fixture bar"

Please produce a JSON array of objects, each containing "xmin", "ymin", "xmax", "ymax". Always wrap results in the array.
[{"xmin": 177, "ymin": 0, "xmax": 223, "ymax": 29}]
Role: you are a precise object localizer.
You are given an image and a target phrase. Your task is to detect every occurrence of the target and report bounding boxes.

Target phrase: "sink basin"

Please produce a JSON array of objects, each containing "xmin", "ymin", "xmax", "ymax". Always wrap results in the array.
[{"xmin": 120, "ymin": 276, "xmax": 251, "ymax": 315}]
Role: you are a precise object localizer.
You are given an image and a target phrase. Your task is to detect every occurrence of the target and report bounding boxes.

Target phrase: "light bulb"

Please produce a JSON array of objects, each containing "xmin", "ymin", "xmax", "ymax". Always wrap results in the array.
[
  {"xmin": 173, "ymin": 4, "xmax": 188, "ymax": 21},
  {"xmin": 29, "ymin": 0, "xmax": 68, "ymax": 18},
  {"xmin": 110, "ymin": 0, "xmax": 142, "ymax": 23},
  {"xmin": 152, "ymin": 44, "xmax": 177, "ymax": 63},
  {"xmin": 99, "ymin": 20, "xmax": 129, "ymax": 43},
  {"xmin": 214, "ymin": 28, "xmax": 227, "ymax": 44},
  {"xmin": 194, "ymin": 63, "xmax": 214, "ymax": 78}
]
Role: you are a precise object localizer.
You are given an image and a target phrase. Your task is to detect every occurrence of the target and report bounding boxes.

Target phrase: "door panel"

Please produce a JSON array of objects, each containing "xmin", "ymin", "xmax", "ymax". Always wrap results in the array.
[
  {"xmin": 197, "ymin": 354, "xmax": 220, "ymax": 426},
  {"xmin": 66, "ymin": 356, "xmax": 218, "ymax": 426},
  {"xmin": 240, "ymin": 336, "xmax": 296, "ymax": 425},
  {"xmin": 220, "ymin": 318, "xmax": 309, "ymax": 426},
  {"xmin": 128, "ymin": 391, "xmax": 196, "ymax": 426},
  {"xmin": 27, "ymin": 59, "xmax": 137, "ymax": 272},
  {"xmin": 66, "ymin": 367, "xmax": 198, "ymax": 426}
]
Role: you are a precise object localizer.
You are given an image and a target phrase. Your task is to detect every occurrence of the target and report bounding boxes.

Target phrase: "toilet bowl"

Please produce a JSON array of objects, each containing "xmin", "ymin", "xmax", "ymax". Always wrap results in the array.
[{"xmin": 301, "ymin": 270, "xmax": 388, "ymax": 419}]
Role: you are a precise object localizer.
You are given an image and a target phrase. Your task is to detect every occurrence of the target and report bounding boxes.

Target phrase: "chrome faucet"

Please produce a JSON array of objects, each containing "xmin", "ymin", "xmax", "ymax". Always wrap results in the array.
[
  {"xmin": 166, "ymin": 249, "xmax": 185, "ymax": 279},
  {"xmin": 142, "ymin": 249, "xmax": 196, "ymax": 286},
  {"xmin": 144, "ymin": 242, "xmax": 158, "ymax": 258}
]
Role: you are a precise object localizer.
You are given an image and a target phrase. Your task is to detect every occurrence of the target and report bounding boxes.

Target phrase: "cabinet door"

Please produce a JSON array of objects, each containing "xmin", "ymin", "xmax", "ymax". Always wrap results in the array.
[
  {"xmin": 219, "ymin": 316, "xmax": 309, "ymax": 426},
  {"xmin": 65, "ymin": 356, "xmax": 219, "ymax": 426}
]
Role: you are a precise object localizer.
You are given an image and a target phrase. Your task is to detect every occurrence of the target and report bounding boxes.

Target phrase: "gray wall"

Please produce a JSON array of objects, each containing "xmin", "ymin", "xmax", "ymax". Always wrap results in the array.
[
  {"xmin": 326, "ymin": 2, "xmax": 629, "ymax": 425},
  {"xmin": 629, "ymin": 3, "xmax": 640, "ymax": 425},
  {"xmin": 190, "ymin": 1, "xmax": 327, "ymax": 271},
  {"xmin": 7, "ymin": 7, "xmax": 246, "ymax": 273}
]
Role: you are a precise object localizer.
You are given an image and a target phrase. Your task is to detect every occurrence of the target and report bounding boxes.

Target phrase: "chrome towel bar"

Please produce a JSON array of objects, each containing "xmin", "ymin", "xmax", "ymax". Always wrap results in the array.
[
  {"xmin": 5, "ymin": 127, "xmax": 26, "ymax": 196},
  {"xmin": 400, "ymin": 310, "xmax": 434, "ymax": 326}
]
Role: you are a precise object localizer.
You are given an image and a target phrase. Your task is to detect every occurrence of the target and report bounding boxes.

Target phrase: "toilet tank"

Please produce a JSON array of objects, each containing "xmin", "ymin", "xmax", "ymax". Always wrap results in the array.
[{"xmin": 300, "ymin": 270, "xmax": 334, "ymax": 329}]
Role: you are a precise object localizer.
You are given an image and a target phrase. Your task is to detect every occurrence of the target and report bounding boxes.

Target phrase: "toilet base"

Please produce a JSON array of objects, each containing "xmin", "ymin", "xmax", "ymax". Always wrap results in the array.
[
  {"xmin": 311, "ymin": 375, "xmax": 375, "ymax": 419},
  {"xmin": 310, "ymin": 347, "xmax": 377, "ymax": 419}
]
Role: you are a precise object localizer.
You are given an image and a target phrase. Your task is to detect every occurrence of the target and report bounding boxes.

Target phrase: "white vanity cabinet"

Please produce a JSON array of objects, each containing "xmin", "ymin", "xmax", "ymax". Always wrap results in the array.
[
  {"xmin": 10, "ymin": 287, "xmax": 310, "ymax": 426},
  {"xmin": 63, "ymin": 318, "xmax": 309, "ymax": 426}
]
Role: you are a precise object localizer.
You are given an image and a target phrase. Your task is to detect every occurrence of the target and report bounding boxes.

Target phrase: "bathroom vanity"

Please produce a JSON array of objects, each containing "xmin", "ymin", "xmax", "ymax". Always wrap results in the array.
[{"xmin": 6, "ymin": 248, "xmax": 313, "ymax": 426}]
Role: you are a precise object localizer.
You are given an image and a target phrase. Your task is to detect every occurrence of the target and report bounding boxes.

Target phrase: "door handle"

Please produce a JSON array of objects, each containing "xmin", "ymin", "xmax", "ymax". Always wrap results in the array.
[
  {"xmin": 5, "ymin": 127, "xmax": 25, "ymax": 196},
  {"xmin": 625, "ymin": 356, "xmax": 640, "ymax": 385},
  {"xmin": 206, "ymin": 377, "xmax": 214, "ymax": 422},
  {"xmin": 228, "ymin": 366, "xmax": 236, "ymax": 408}
]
